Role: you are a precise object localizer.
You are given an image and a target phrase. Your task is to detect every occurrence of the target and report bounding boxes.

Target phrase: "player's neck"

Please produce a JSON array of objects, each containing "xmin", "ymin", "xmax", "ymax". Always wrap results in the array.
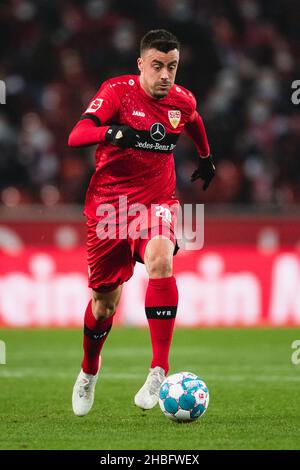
[
  {"xmin": 139, "ymin": 76, "xmax": 154, "ymax": 99},
  {"xmin": 138, "ymin": 76, "xmax": 166, "ymax": 101}
]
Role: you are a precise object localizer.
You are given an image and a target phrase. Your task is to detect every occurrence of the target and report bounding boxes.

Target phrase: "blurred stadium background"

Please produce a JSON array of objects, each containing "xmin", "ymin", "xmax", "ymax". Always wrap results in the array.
[{"xmin": 0, "ymin": 0, "xmax": 300, "ymax": 328}]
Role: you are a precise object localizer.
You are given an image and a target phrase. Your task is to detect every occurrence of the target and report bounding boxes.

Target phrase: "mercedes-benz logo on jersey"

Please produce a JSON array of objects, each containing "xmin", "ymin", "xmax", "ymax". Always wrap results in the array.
[{"xmin": 150, "ymin": 122, "xmax": 166, "ymax": 142}]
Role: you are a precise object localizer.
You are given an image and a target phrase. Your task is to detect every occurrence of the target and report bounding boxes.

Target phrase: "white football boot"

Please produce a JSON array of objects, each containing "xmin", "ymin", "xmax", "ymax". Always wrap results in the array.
[
  {"xmin": 134, "ymin": 366, "xmax": 165, "ymax": 410},
  {"xmin": 72, "ymin": 363, "xmax": 100, "ymax": 417}
]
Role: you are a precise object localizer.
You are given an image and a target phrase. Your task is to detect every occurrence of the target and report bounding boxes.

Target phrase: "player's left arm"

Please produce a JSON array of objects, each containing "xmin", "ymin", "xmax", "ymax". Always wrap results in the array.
[{"xmin": 185, "ymin": 110, "xmax": 216, "ymax": 191}]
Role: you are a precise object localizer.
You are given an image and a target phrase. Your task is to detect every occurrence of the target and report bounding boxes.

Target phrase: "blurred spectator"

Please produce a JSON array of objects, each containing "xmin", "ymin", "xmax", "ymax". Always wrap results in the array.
[{"xmin": 0, "ymin": 0, "xmax": 300, "ymax": 207}]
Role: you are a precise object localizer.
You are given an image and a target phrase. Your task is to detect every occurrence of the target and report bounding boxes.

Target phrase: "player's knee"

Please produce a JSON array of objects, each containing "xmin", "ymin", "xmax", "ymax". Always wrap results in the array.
[
  {"xmin": 147, "ymin": 254, "xmax": 173, "ymax": 278},
  {"xmin": 92, "ymin": 299, "xmax": 116, "ymax": 321}
]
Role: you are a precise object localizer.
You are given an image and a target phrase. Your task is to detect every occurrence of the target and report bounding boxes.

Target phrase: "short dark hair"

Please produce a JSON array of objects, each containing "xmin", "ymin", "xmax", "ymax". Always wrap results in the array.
[{"xmin": 140, "ymin": 29, "xmax": 180, "ymax": 55}]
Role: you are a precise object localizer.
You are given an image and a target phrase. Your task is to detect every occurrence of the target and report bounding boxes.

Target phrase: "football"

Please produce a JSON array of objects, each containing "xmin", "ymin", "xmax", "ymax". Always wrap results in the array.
[{"xmin": 159, "ymin": 372, "xmax": 209, "ymax": 422}]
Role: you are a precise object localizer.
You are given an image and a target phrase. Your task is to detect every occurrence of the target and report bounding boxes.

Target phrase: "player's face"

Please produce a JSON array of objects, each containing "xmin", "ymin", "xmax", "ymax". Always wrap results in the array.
[{"xmin": 138, "ymin": 48, "xmax": 179, "ymax": 99}]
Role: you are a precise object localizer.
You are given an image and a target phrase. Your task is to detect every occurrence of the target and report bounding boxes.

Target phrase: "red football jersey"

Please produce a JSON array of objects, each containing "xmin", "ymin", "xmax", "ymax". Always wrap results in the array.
[{"xmin": 82, "ymin": 74, "xmax": 197, "ymax": 219}]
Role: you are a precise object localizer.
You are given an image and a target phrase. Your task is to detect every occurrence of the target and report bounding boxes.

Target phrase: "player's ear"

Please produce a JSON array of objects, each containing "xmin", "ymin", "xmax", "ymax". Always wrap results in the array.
[{"xmin": 137, "ymin": 57, "xmax": 143, "ymax": 73}]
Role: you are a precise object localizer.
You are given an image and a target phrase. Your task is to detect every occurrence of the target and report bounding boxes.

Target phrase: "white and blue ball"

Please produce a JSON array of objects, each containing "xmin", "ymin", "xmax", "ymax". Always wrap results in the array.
[{"xmin": 159, "ymin": 372, "xmax": 209, "ymax": 422}]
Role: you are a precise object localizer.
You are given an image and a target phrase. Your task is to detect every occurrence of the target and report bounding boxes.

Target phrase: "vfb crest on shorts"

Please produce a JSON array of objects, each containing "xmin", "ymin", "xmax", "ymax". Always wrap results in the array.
[{"xmin": 168, "ymin": 110, "xmax": 181, "ymax": 129}]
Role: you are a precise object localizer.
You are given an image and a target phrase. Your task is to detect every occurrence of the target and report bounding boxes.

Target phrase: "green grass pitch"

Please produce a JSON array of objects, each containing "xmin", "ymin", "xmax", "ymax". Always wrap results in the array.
[{"xmin": 0, "ymin": 327, "xmax": 300, "ymax": 450}]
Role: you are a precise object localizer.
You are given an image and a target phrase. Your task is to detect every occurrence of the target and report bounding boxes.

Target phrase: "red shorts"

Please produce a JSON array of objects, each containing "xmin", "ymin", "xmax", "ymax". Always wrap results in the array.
[{"xmin": 86, "ymin": 201, "xmax": 180, "ymax": 292}]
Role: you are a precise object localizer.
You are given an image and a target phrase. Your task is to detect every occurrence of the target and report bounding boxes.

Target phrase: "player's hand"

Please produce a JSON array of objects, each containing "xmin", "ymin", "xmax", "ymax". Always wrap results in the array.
[
  {"xmin": 105, "ymin": 125, "xmax": 140, "ymax": 149},
  {"xmin": 191, "ymin": 154, "xmax": 215, "ymax": 190}
]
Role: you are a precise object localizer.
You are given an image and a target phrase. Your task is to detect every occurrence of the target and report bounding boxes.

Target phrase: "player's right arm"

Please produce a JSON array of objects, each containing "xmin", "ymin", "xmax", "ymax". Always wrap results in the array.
[
  {"xmin": 68, "ymin": 81, "xmax": 118, "ymax": 147},
  {"xmin": 68, "ymin": 81, "xmax": 140, "ymax": 148}
]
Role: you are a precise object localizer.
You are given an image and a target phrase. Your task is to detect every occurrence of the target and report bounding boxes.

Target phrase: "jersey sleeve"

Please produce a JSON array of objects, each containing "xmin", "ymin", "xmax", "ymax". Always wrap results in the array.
[
  {"xmin": 81, "ymin": 81, "xmax": 121, "ymax": 126},
  {"xmin": 186, "ymin": 92, "xmax": 197, "ymax": 123},
  {"xmin": 185, "ymin": 111, "xmax": 210, "ymax": 157},
  {"xmin": 184, "ymin": 92, "xmax": 210, "ymax": 157}
]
